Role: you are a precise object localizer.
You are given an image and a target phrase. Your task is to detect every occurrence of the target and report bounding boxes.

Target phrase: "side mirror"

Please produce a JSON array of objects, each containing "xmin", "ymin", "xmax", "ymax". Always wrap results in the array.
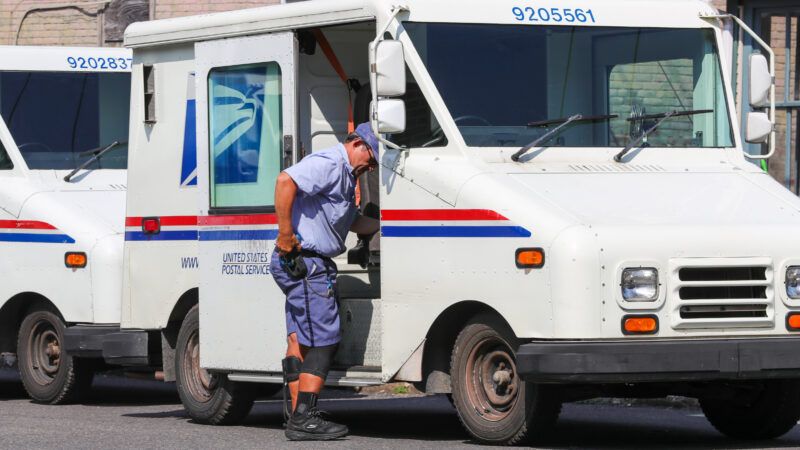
[
  {"xmin": 746, "ymin": 111, "xmax": 772, "ymax": 144},
  {"xmin": 750, "ymin": 54, "xmax": 771, "ymax": 108},
  {"xmin": 371, "ymin": 40, "xmax": 406, "ymax": 97},
  {"xmin": 372, "ymin": 99, "xmax": 406, "ymax": 134}
]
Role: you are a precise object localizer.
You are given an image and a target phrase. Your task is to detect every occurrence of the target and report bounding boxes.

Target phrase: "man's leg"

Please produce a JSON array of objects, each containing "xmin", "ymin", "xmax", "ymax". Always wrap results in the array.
[
  {"xmin": 286, "ymin": 343, "xmax": 346, "ymax": 440},
  {"xmin": 283, "ymin": 333, "xmax": 305, "ymax": 414},
  {"xmin": 284, "ymin": 337, "xmax": 331, "ymax": 413}
]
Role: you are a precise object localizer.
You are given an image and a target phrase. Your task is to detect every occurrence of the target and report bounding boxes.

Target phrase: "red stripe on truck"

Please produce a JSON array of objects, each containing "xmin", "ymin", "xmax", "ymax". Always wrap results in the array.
[{"xmin": 380, "ymin": 209, "xmax": 509, "ymax": 221}]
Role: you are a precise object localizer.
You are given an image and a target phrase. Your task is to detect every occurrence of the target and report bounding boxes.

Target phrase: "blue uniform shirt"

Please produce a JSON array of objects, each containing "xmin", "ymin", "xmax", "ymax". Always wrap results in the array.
[{"xmin": 283, "ymin": 143, "xmax": 358, "ymax": 258}]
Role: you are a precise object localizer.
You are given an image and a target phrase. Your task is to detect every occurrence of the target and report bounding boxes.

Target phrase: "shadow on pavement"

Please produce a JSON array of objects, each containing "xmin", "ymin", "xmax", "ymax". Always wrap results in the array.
[
  {"xmin": 81, "ymin": 374, "xmax": 180, "ymax": 406},
  {"xmin": 238, "ymin": 394, "xmax": 468, "ymax": 442},
  {"xmin": 1, "ymin": 368, "xmax": 179, "ymax": 406},
  {"xmin": 0, "ymin": 368, "xmax": 26, "ymax": 400},
  {"xmin": 542, "ymin": 404, "xmax": 800, "ymax": 449}
]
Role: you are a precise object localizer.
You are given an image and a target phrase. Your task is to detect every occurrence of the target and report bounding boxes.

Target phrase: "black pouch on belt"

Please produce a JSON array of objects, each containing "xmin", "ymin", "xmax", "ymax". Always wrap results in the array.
[{"xmin": 280, "ymin": 249, "xmax": 308, "ymax": 279}]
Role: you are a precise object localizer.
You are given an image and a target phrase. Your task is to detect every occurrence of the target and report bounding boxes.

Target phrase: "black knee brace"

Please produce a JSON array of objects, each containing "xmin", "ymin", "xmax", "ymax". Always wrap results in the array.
[
  {"xmin": 282, "ymin": 356, "xmax": 302, "ymax": 422},
  {"xmin": 300, "ymin": 344, "xmax": 338, "ymax": 379},
  {"xmin": 282, "ymin": 356, "xmax": 302, "ymax": 383}
]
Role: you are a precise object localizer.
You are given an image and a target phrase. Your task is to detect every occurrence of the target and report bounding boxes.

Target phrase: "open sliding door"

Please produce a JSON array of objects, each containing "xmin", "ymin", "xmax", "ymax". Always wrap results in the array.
[{"xmin": 195, "ymin": 32, "xmax": 297, "ymax": 372}]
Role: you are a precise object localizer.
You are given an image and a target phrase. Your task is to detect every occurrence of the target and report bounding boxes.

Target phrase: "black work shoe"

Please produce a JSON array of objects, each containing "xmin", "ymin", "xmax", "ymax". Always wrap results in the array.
[{"xmin": 285, "ymin": 407, "xmax": 349, "ymax": 441}]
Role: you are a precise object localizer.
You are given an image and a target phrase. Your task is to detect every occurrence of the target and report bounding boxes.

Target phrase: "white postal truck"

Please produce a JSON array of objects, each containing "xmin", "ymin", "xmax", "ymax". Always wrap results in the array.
[
  {"xmin": 119, "ymin": 0, "xmax": 800, "ymax": 444},
  {"xmin": 0, "ymin": 46, "xmax": 132, "ymax": 404}
]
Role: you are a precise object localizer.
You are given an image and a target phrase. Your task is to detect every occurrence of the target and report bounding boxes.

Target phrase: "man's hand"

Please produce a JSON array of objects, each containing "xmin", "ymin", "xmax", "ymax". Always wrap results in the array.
[
  {"xmin": 276, "ymin": 232, "xmax": 300, "ymax": 255},
  {"xmin": 275, "ymin": 172, "xmax": 300, "ymax": 255}
]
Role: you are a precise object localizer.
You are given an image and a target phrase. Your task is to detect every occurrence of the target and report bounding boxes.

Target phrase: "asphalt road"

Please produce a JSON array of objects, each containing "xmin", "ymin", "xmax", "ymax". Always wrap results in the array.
[{"xmin": 3, "ymin": 368, "xmax": 800, "ymax": 449}]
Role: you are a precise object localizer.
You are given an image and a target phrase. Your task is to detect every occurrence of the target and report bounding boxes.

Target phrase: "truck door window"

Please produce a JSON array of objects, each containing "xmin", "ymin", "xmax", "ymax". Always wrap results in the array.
[
  {"xmin": 0, "ymin": 71, "xmax": 130, "ymax": 169},
  {"xmin": 385, "ymin": 69, "xmax": 447, "ymax": 148},
  {"xmin": 208, "ymin": 62, "xmax": 282, "ymax": 209}
]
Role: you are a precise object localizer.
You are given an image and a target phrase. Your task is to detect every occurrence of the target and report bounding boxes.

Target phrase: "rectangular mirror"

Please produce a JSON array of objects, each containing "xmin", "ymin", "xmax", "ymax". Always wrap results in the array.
[
  {"xmin": 371, "ymin": 40, "xmax": 406, "ymax": 97},
  {"xmin": 373, "ymin": 99, "xmax": 406, "ymax": 133},
  {"xmin": 746, "ymin": 111, "xmax": 771, "ymax": 144},
  {"xmin": 750, "ymin": 53, "xmax": 770, "ymax": 108}
]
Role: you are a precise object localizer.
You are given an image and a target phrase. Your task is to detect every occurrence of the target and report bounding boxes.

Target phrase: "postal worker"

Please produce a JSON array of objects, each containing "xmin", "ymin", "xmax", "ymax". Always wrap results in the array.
[{"xmin": 271, "ymin": 122, "xmax": 380, "ymax": 441}]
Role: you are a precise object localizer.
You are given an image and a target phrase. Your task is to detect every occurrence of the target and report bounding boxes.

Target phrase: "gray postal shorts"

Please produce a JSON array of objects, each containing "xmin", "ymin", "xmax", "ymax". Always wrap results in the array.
[{"xmin": 271, "ymin": 250, "xmax": 341, "ymax": 348}]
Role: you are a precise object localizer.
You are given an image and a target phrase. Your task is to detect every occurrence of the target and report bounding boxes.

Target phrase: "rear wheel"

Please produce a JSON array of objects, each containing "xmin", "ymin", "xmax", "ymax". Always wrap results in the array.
[
  {"xmin": 17, "ymin": 308, "xmax": 93, "ymax": 404},
  {"xmin": 700, "ymin": 380, "xmax": 800, "ymax": 440},
  {"xmin": 450, "ymin": 314, "xmax": 561, "ymax": 445},
  {"xmin": 175, "ymin": 305, "xmax": 255, "ymax": 425}
]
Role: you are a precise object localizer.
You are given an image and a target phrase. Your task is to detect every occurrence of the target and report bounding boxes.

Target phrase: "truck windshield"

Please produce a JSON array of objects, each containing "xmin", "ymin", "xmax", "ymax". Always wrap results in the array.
[
  {"xmin": 0, "ymin": 71, "xmax": 130, "ymax": 169},
  {"xmin": 403, "ymin": 23, "xmax": 734, "ymax": 149}
]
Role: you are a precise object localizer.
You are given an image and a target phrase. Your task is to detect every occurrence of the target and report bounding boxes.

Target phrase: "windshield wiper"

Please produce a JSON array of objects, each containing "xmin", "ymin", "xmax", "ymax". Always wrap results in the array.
[
  {"xmin": 613, "ymin": 109, "xmax": 712, "ymax": 162},
  {"xmin": 512, "ymin": 114, "xmax": 618, "ymax": 162},
  {"xmin": 527, "ymin": 114, "xmax": 618, "ymax": 128},
  {"xmin": 64, "ymin": 140, "xmax": 125, "ymax": 182}
]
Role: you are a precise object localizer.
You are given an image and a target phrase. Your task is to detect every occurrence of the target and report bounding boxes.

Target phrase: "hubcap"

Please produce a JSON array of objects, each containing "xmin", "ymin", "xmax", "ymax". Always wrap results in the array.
[
  {"xmin": 464, "ymin": 336, "xmax": 520, "ymax": 421},
  {"xmin": 26, "ymin": 319, "xmax": 61, "ymax": 385},
  {"xmin": 182, "ymin": 329, "xmax": 216, "ymax": 402}
]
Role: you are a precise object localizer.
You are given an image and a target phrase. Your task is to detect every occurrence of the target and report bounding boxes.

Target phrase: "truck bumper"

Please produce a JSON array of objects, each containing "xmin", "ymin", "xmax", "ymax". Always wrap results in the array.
[
  {"xmin": 64, "ymin": 326, "xmax": 153, "ymax": 366},
  {"xmin": 517, "ymin": 338, "xmax": 800, "ymax": 383}
]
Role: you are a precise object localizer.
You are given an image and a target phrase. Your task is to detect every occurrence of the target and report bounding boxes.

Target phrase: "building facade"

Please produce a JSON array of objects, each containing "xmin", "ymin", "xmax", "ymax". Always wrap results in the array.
[{"xmin": 0, "ymin": 0, "xmax": 281, "ymax": 47}]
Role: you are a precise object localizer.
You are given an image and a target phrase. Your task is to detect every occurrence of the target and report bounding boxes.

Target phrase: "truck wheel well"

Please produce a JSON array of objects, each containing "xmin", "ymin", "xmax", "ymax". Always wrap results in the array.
[
  {"xmin": 160, "ymin": 288, "xmax": 198, "ymax": 382},
  {"xmin": 0, "ymin": 293, "xmax": 59, "ymax": 354},
  {"xmin": 168, "ymin": 288, "xmax": 199, "ymax": 325},
  {"xmin": 419, "ymin": 301, "xmax": 512, "ymax": 394}
]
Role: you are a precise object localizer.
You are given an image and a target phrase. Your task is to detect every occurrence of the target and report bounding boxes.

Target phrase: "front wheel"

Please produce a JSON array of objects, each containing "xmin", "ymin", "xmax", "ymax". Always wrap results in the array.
[
  {"xmin": 700, "ymin": 380, "xmax": 800, "ymax": 440},
  {"xmin": 175, "ymin": 305, "xmax": 255, "ymax": 425},
  {"xmin": 450, "ymin": 315, "xmax": 561, "ymax": 445},
  {"xmin": 17, "ymin": 308, "xmax": 93, "ymax": 404}
]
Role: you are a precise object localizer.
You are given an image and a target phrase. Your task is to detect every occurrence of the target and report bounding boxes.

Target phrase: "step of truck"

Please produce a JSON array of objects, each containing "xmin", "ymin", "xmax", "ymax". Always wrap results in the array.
[{"xmin": 227, "ymin": 366, "xmax": 383, "ymax": 387}]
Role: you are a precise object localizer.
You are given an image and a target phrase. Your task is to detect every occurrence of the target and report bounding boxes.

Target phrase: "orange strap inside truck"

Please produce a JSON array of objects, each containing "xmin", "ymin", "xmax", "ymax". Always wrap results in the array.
[{"xmin": 312, "ymin": 29, "xmax": 355, "ymax": 134}]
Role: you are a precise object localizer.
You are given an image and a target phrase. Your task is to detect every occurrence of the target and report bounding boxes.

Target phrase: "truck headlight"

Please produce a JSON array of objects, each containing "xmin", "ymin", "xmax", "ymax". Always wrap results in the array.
[
  {"xmin": 787, "ymin": 267, "xmax": 800, "ymax": 299},
  {"xmin": 621, "ymin": 268, "xmax": 658, "ymax": 301}
]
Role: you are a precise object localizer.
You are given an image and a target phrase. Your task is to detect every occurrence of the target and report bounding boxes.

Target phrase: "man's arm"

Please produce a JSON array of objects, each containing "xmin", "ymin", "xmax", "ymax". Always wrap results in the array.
[
  {"xmin": 350, "ymin": 215, "xmax": 380, "ymax": 235},
  {"xmin": 275, "ymin": 171, "xmax": 300, "ymax": 254}
]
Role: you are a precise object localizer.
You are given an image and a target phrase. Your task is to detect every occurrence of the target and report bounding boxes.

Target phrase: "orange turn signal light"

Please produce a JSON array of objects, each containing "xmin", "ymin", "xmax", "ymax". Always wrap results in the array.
[
  {"xmin": 65, "ymin": 252, "xmax": 87, "ymax": 269},
  {"xmin": 787, "ymin": 313, "xmax": 800, "ymax": 331},
  {"xmin": 515, "ymin": 248, "xmax": 545, "ymax": 269},
  {"xmin": 622, "ymin": 315, "xmax": 658, "ymax": 335}
]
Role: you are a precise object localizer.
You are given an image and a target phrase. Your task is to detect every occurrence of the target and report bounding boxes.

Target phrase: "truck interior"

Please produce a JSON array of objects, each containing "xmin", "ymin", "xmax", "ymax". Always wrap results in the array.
[{"xmin": 293, "ymin": 21, "xmax": 445, "ymax": 372}]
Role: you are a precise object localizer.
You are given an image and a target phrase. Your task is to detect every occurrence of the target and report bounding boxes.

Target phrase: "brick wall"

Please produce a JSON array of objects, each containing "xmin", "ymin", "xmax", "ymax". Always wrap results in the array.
[
  {"xmin": 763, "ymin": 15, "xmax": 798, "ymax": 190},
  {"xmin": 0, "ymin": 0, "xmax": 107, "ymax": 46},
  {"xmin": 153, "ymin": 0, "xmax": 280, "ymax": 20},
  {"xmin": 0, "ymin": 0, "xmax": 279, "ymax": 47}
]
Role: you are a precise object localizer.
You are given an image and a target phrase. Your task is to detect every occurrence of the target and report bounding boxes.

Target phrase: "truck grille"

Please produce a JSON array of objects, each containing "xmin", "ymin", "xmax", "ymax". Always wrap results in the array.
[{"xmin": 670, "ymin": 258, "xmax": 774, "ymax": 329}]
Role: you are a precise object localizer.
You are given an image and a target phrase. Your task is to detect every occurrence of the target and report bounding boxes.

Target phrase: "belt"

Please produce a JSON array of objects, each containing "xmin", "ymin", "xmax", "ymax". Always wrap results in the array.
[{"xmin": 300, "ymin": 249, "xmax": 331, "ymax": 260}]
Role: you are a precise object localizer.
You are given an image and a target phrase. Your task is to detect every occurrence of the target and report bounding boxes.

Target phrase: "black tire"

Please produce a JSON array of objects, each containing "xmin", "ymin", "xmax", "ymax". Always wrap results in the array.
[
  {"xmin": 450, "ymin": 314, "xmax": 561, "ymax": 445},
  {"xmin": 175, "ymin": 305, "xmax": 255, "ymax": 425},
  {"xmin": 700, "ymin": 379, "xmax": 800, "ymax": 440},
  {"xmin": 17, "ymin": 308, "xmax": 93, "ymax": 404}
]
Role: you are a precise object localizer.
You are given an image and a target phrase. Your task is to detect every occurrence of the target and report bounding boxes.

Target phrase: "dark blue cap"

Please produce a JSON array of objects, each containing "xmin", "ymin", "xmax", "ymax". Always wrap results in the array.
[{"xmin": 355, "ymin": 122, "xmax": 379, "ymax": 161}]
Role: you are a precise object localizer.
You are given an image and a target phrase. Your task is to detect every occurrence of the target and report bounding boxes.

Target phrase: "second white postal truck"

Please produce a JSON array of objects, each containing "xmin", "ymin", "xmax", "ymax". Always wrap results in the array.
[{"xmin": 0, "ymin": 46, "xmax": 132, "ymax": 404}]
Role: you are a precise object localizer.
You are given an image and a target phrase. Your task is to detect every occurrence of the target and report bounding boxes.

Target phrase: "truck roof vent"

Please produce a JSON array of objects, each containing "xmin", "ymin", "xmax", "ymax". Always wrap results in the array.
[{"xmin": 567, "ymin": 164, "xmax": 666, "ymax": 173}]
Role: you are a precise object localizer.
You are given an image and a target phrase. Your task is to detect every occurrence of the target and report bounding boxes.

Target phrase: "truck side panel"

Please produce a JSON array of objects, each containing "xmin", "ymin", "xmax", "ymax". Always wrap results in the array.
[{"xmin": 123, "ymin": 44, "xmax": 199, "ymax": 330}]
